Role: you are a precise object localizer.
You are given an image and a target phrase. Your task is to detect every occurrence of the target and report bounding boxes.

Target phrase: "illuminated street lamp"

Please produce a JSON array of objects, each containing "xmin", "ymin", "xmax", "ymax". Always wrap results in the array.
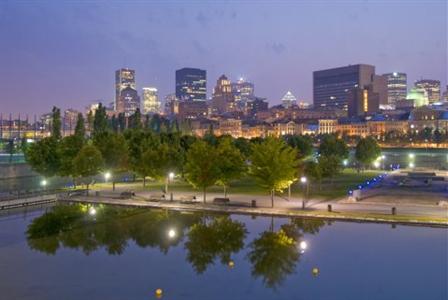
[
  {"xmin": 408, "ymin": 153, "xmax": 415, "ymax": 159},
  {"xmin": 165, "ymin": 172, "xmax": 175, "ymax": 195},
  {"xmin": 342, "ymin": 159, "xmax": 348, "ymax": 167},
  {"xmin": 300, "ymin": 176, "xmax": 309, "ymax": 209},
  {"xmin": 40, "ymin": 179, "xmax": 47, "ymax": 191},
  {"xmin": 104, "ymin": 172, "xmax": 111, "ymax": 182},
  {"xmin": 409, "ymin": 162, "xmax": 415, "ymax": 169}
]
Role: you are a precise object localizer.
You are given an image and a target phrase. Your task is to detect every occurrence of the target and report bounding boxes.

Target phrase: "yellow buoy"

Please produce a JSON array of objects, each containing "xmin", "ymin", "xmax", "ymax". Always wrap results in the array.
[
  {"xmin": 155, "ymin": 288, "xmax": 163, "ymax": 298},
  {"xmin": 312, "ymin": 267, "xmax": 319, "ymax": 276}
]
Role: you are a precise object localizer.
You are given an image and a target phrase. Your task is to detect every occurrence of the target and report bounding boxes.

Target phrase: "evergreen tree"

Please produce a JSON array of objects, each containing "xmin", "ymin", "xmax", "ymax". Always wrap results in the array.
[
  {"xmin": 51, "ymin": 106, "xmax": 61, "ymax": 139},
  {"xmin": 93, "ymin": 103, "xmax": 108, "ymax": 137},
  {"xmin": 74, "ymin": 113, "xmax": 85, "ymax": 140}
]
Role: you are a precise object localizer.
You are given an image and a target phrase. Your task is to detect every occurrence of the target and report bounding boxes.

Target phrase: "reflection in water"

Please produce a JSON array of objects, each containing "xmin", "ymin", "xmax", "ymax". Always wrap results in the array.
[
  {"xmin": 27, "ymin": 204, "xmax": 201, "ymax": 255},
  {"xmin": 247, "ymin": 218, "xmax": 328, "ymax": 288},
  {"xmin": 185, "ymin": 216, "xmax": 247, "ymax": 274},
  {"xmin": 27, "ymin": 204, "xmax": 328, "ymax": 288}
]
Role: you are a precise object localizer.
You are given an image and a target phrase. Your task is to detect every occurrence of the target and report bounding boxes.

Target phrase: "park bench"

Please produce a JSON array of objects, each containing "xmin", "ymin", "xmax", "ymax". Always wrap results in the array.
[
  {"xmin": 119, "ymin": 190, "xmax": 135, "ymax": 199},
  {"xmin": 179, "ymin": 195, "xmax": 199, "ymax": 203},
  {"xmin": 213, "ymin": 197, "xmax": 230, "ymax": 205},
  {"xmin": 148, "ymin": 194, "xmax": 165, "ymax": 201}
]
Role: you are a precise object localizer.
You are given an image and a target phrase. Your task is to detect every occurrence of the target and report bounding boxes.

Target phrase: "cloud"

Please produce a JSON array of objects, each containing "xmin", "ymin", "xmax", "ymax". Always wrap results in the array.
[
  {"xmin": 196, "ymin": 11, "xmax": 209, "ymax": 28},
  {"xmin": 267, "ymin": 42, "xmax": 286, "ymax": 55}
]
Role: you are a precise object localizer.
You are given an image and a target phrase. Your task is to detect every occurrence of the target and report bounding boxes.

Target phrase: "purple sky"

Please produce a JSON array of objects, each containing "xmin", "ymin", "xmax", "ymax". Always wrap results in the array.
[{"xmin": 0, "ymin": 1, "xmax": 446, "ymax": 116}]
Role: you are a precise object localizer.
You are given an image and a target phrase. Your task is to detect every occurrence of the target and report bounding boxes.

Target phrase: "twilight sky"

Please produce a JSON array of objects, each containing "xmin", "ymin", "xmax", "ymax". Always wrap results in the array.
[{"xmin": 0, "ymin": 0, "xmax": 446, "ymax": 116}]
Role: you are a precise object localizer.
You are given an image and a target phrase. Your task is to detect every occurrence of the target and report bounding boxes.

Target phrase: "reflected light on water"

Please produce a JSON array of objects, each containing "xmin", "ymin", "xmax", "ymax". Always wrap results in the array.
[{"xmin": 168, "ymin": 229, "xmax": 176, "ymax": 239}]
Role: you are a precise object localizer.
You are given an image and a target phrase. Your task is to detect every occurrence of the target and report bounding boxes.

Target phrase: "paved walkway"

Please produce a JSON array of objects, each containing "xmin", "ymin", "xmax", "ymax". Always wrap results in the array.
[
  {"xmin": 60, "ymin": 188, "xmax": 448, "ymax": 226},
  {"xmin": 92, "ymin": 187, "xmax": 448, "ymax": 219}
]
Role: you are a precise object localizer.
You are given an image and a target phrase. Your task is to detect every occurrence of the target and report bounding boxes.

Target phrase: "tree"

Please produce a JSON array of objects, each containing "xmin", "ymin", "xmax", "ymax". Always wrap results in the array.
[
  {"xmin": 74, "ymin": 113, "xmax": 85, "ymax": 140},
  {"xmin": 355, "ymin": 137, "xmax": 381, "ymax": 170},
  {"xmin": 249, "ymin": 137, "xmax": 299, "ymax": 207},
  {"xmin": 25, "ymin": 137, "xmax": 61, "ymax": 178},
  {"xmin": 92, "ymin": 103, "xmax": 108, "ymax": 137},
  {"xmin": 129, "ymin": 108, "xmax": 142, "ymax": 129},
  {"xmin": 51, "ymin": 106, "xmax": 61, "ymax": 139},
  {"xmin": 234, "ymin": 137, "xmax": 252, "ymax": 159},
  {"xmin": 58, "ymin": 135, "xmax": 84, "ymax": 185},
  {"xmin": 138, "ymin": 142, "xmax": 176, "ymax": 187},
  {"xmin": 73, "ymin": 144, "xmax": 104, "ymax": 190},
  {"xmin": 303, "ymin": 161, "xmax": 323, "ymax": 190},
  {"xmin": 318, "ymin": 134, "xmax": 348, "ymax": 159},
  {"xmin": 94, "ymin": 132, "xmax": 129, "ymax": 190},
  {"xmin": 284, "ymin": 135, "xmax": 313, "ymax": 159},
  {"xmin": 216, "ymin": 137, "xmax": 246, "ymax": 197},
  {"xmin": 318, "ymin": 154, "xmax": 341, "ymax": 183},
  {"xmin": 184, "ymin": 140, "xmax": 221, "ymax": 202}
]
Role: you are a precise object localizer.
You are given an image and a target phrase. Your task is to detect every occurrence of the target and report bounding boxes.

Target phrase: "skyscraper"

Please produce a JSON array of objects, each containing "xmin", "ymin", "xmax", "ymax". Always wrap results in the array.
[
  {"xmin": 142, "ymin": 87, "xmax": 161, "ymax": 115},
  {"xmin": 211, "ymin": 75, "xmax": 235, "ymax": 114},
  {"xmin": 175, "ymin": 68, "xmax": 206, "ymax": 102},
  {"xmin": 118, "ymin": 86, "xmax": 140, "ymax": 116},
  {"xmin": 313, "ymin": 64, "xmax": 386, "ymax": 110},
  {"xmin": 383, "ymin": 72, "xmax": 407, "ymax": 105},
  {"xmin": 115, "ymin": 68, "xmax": 136, "ymax": 108},
  {"xmin": 115, "ymin": 68, "xmax": 139, "ymax": 116},
  {"xmin": 281, "ymin": 91, "xmax": 297, "ymax": 108},
  {"xmin": 415, "ymin": 79, "xmax": 441, "ymax": 104},
  {"xmin": 347, "ymin": 85, "xmax": 380, "ymax": 117},
  {"xmin": 231, "ymin": 78, "xmax": 255, "ymax": 103}
]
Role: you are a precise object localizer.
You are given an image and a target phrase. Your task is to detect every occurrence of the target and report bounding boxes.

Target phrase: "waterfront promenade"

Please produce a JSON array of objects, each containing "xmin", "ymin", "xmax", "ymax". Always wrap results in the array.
[{"xmin": 60, "ymin": 188, "xmax": 448, "ymax": 227}]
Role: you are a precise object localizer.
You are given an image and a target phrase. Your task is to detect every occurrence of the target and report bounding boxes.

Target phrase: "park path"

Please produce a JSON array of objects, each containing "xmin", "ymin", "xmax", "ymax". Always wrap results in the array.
[{"xmin": 59, "ymin": 188, "xmax": 448, "ymax": 226}]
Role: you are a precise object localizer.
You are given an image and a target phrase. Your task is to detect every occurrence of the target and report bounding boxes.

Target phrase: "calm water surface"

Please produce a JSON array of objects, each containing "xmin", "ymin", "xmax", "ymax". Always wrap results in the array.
[{"xmin": 0, "ymin": 204, "xmax": 446, "ymax": 300}]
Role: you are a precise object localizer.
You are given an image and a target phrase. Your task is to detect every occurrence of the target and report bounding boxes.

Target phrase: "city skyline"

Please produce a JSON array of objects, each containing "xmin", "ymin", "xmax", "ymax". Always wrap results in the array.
[{"xmin": 0, "ymin": 1, "xmax": 447, "ymax": 115}]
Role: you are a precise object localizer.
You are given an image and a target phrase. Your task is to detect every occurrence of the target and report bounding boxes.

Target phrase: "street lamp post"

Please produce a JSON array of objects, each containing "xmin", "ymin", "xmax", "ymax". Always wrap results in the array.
[
  {"xmin": 300, "ymin": 176, "xmax": 308, "ymax": 209},
  {"xmin": 41, "ymin": 179, "xmax": 47, "ymax": 193},
  {"xmin": 165, "ymin": 172, "xmax": 175, "ymax": 196}
]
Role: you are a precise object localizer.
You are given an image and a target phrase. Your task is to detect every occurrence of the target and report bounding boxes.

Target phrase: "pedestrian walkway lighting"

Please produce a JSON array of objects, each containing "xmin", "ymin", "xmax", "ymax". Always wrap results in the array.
[
  {"xmin": 373, "ymin": 161, "xmax": 380, "ymax": 168},
  {"xmin": 343, "ymin": 159, "xmax": 348, "ymax": 167},
  {"xmin": 409, "ymin": 162, "xmax": 415, "ymax": 168},
  {"xmin": 166, "ymin": 172, "xmax": 175, "ymax": 194},
  {"xmin": 104, "ymin": 172, "xmax": 111, "ymax": 182},
  {"xmin": 408, "ymin": 153, "xmax": 415, "ymax": 159},
  {"xmin": 40, "ymin": 179, "xmax": 47, "ymax": 187},
  {"xmin": 300, "ymin": 176, "xmax": 307, "ymax": 184},
  {"xmin": 168, "ymin": 228, "xmax": 176, "ymax": 239}
]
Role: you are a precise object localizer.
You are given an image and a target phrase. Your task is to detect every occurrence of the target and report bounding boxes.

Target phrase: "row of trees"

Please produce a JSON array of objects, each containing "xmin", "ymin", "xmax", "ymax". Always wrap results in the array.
[
  {"xmin": 26, "ymin": 106, "xmax": 382, "ymax": 205},
  {"xmin": 27, "ymin": 204, "xmax": 328, "ymax": 288}
]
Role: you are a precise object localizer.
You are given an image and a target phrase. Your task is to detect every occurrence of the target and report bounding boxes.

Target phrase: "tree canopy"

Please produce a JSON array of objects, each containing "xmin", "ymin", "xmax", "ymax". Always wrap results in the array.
[{"xmin": 249, "ymin": 137, "xmax": 299, "ymax": 207}]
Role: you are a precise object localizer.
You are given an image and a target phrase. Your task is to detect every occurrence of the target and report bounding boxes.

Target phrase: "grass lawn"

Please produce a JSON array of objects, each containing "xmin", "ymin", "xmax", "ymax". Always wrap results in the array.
[{"xmin": 93, "ymin": 169, "xmax": 382, "ymax": 200}]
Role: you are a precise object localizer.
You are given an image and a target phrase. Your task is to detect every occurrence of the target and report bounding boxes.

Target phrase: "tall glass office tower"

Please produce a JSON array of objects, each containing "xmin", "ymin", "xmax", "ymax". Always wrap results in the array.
[
  {"xmin": 384, "ymin": 72, "xmax": 407, "ymax": 105},
  {"xmin": 175, "ymin": 68, "xmax": 206, "ymax": 102}
]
